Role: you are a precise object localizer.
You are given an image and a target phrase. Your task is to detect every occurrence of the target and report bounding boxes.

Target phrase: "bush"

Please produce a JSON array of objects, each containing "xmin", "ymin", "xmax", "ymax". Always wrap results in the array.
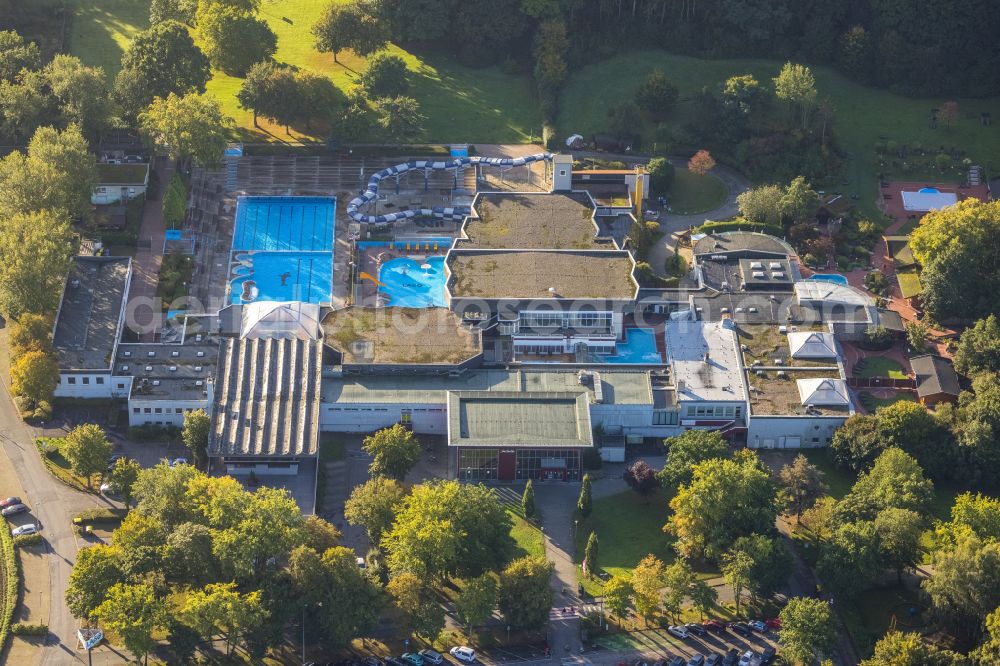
[
  {"xmin": 13, "ymin": 533, "xmax": 43, "ymax": 548},
  {"xmin": 359, "ymin": 53, "xmax": 409, "ymax": 99},
  {"xmin": 0, "ymin": 518, "xmax": 18, "ymax": 651},
  {"xmin": 861, "ymin": 325, "xmax": 894, "ymax": 350},
  {"xmin": 635, "ymin": 70, "xmax": 678, "ymax": 117},
  {"xmin": 12, "ymin": 396, "xmax": 31, "ymax": 413},
  {"xmin": 697, "ymin": 219, "xmax": 784, "ymax": 237},
  {"xmin": 127, "ymin": 424, "xmax": 180, "ymax": 441},
  {"xmin": 11, "ymin": 623, "xmax": 47, "ymax": 636},
  {"xmin": 647, "ymin": 157, "xmax": 675, "ymax": 193}
]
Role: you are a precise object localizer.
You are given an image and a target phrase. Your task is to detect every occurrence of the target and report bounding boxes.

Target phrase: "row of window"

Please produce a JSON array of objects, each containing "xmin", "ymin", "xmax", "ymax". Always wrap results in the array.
[
  {"xmin": 683, "ymin": 404, "xmax": 742, "ymax": 418},
  {"xmin": 132, "ymin": 407, "xmax": 194, "ymax": 415},
  {"xmin": 652, "ymin": 410, "xmax": 680, "ymax": 425}
]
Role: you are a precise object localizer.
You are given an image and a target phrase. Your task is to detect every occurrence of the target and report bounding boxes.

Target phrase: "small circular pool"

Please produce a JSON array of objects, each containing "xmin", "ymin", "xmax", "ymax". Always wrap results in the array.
[
  {"xmin": 378, "ymin": 256, "xmax": 447, "ymax": 308},
  {"xmin": 918, "ymin": 187, "xmax": 941, "ymax": 194}
]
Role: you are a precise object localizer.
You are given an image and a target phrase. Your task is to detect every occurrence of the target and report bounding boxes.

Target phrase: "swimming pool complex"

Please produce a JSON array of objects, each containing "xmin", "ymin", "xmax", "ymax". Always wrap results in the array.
[
  {"xmin": 229, "ymin": 196, "xmax": 335, "ymax": 304},
  {"xmin": 597, "ymin": 328, "xmax": 662, "ymax": 364},
  {"xmin": 377, "ymin": 256, "xmax": 447, "ymax": 308},
  {"xmin": 806, "ymin": 273, "xmax": 850, "ymax": 287}
]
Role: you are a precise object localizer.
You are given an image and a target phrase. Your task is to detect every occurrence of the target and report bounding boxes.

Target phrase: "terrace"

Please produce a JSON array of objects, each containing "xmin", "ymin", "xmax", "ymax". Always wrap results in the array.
[
  {"xmin": 460, "ymin": 192, "xmax": 605, "ymax": 250},
  {"xmin": 746, "ymin": 369, "xmax": 851, "ymax": 416},
  {"xmin": 323, "ymin": 307, "xmax": 480, "ymax": 365}
]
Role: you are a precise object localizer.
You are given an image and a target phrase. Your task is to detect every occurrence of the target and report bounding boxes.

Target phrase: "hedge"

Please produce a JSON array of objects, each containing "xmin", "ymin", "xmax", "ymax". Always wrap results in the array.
[
  {"xmin": 12, "ymin": 534, "xmax": 42, "ymax": 548},
  {"xmin": 11, "ymin": 623, "xmax": 46, "ymax": 636},
  {"xmin": 696, "ymin": 219, "xmax": 785, "ymax": 237},
  {"xmin": 0, "ymin": 517, "xmax": 19, "ymax": 652}
]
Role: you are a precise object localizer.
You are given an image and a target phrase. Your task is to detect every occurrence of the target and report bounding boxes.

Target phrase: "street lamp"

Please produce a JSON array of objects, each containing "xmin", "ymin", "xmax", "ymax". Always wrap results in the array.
[{"xmin": 574, "ymin": 519, "xmax": 579, "ymax": 541}]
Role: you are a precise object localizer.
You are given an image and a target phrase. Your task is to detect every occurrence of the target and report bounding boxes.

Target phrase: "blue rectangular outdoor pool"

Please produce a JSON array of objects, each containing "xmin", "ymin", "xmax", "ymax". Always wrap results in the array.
[
  {"xmin": 229, "ymin": 196, "xmax": 336, "ymax": 304},
  {"xmin": 597, "ymin": 328, "xmax": 662, "ymax": 364}
]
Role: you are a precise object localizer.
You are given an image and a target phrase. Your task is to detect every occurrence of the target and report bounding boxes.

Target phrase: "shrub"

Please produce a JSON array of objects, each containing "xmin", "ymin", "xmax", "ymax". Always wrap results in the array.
[
  {"xmin": 697, "ymin": 219, "xmax": 784, "ymax": 237},
  {"xmin": 13, "ymin": 533, "xmax": 43, "ymax": 548},
  {"xmin": 12, "ymin": 396, "xmax": 32, "ymax": 413},
  {"xmin": 11, "ymin": 623, "xmax": 47, "ymax": 636},
  {"xmin": 647, "ymin": 157, "xmax": 675, "ymax": 193},
  {"xmin": 359, "ymin": 53, "xmax": 409, "ymax": 99},
  {"xmin": 0, "ymin": 518, "xmax": 18, "ymax": 651},
  {"xmin": 861, "ymin": 325, "xmax": 893, "ymax": 350}
]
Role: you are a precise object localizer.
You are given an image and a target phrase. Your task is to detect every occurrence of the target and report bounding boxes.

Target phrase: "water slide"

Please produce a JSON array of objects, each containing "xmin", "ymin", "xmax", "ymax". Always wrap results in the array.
[{"xmin": 346, "ymin": 153, "xmax": 553, "ymax": 226}]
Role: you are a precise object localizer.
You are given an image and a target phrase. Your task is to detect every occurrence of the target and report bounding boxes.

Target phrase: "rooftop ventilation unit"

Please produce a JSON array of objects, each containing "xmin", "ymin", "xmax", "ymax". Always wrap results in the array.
[
  {"xmin": 169, "ymin": 366, "xmax": 177, "ymax": 372},
  {"xmin": 196, "ymin": 380, "xmax": 203, "ymax": 386},
  {"xmin": 750, "ymin": 261, "xmax": 763, "ymax": 269},
  {"xmin": 121, "ymin": 364, "xmax": 129, "ymax": 371},
  {"xmin": 769, "ymin": 262, "xmax": 782, "ymax": 269},
  {"xmin": 152, "ymin": 380, "xmax": 160, "ymax": 386},
  {"xmin": 771, "ymin": 271, "xmax": 785, "ymax": 279},
  {"xmin": 147, "ymin": 351, "xmax": 155, "ymax": 357},
  {"xmin": 171, "ymin": 351, "xmax": 179, "ymax": 357},
  {"xmin": 144, "ymin": 365, "xmax": 152, "ymax": 371},
  {"xmin": 123, "ymin": 351, "xmax": 131, "ymax": 357},
  {"xmin": 197, "ymin": 351, "xmax": 205, "ymax": 357},
  {"xmin": 752, "ymin": 271, "xmax": 766, "ymax": 279},
  {"xmin": 195, "ymin": 366, "xmax": 203, "ymax": 372}
]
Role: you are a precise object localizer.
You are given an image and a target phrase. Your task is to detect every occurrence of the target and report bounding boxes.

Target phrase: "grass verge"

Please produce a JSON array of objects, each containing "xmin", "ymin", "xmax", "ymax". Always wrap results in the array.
[
  {"xmin": 509, "ymin": 512, "xmax": 545, "ymax": 560},
  {"xmin": 34, "ymin": 439, "xmax": 98, "ymax": 494}
]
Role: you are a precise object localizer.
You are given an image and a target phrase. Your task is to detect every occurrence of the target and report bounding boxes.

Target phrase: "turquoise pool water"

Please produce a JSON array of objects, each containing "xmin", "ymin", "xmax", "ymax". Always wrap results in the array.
[
  {"xmin": 597, "ymin": 328, "xmax": 661, "ymax": 364},
  {"xmin": 806, "ymin": 273, "xmax": 850, "ymax": 286},
  {"xmin": 378, "ymin": 256, "xmax": 447, "ymax": 308},
  {"xmin": 229, "ymin": 196, "xmax": 336, "ymax": 304}
]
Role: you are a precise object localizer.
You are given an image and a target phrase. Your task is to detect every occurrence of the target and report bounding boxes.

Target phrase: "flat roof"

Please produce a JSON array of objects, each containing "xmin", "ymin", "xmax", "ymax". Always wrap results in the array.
[
  {"xmin": 447, "ymin": 250, "xmax": 637, "ymax": 300},
  {"xmin": 747, "ymin": 370, "xmax": 851, "ymax": 416},
  {"xmin": 739, "ymin": 258, "xmax": 794, "ymax": 286},
  {"xmin": 665, "ymin": 320, "xmax": 747, "ymax": 403},
  {"xmin": 116, "ymin": 336, "xmax": 220, "ymax": 401},
  {"xmin": 462, "ymin": 192, "xmax": 603, "ymax": 250},
  {"xmin": 447, "ymin": 391, "xmax": 593, "ymax": 448},
  {"xmin": 323, "ymin": 307, "xmax": 480, "ymax": 365},
  {"xmin": 694, "ymin": 232, "xmax": 793, "ymax": 257},
  {"xmin": 54, "ymin": 257, "xmax": 131, "ymax": 370},
  {"xmin": 896, "ymin": 267, "xmax": 922, "ymax": 299},
  {"xmin": 211, "ymin": 337, "xmax": 323, "ymax": 457},
  {"xmin": 323, "ymin": 368, "xmax": 653, "ymax": 406},
  {"xmin": 794, "ymin": 281, "xmax": 872, "ymax": 309},
  {"xmin": 911, "ymin": 355, "xmax": 960, "ymax": 397},
  {"xmin": 885, "ymin": 236, "xmax": 916, "ymax": 268},
  {"xmin": 96, "ymin": 163, "xmax": 148, "ymax": 185}
]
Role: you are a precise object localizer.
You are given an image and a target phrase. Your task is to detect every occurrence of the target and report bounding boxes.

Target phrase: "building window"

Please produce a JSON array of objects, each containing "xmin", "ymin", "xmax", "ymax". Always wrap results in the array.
[
  {"xmin": 67, "ymin": 377, "xmax": 76, "ymax": 385},
  {"xmin": 515, "ymin": 448, "xmax": 581, "ymax": 480},
  {"xmin": 96, "ymin": 377, "xmax": 104, "ymax": 384},
  {"xmin": 144, "ymin": 408, "xmax": 151, "ymax": 414},
  {"xmin": 117, "ymin": 383, "xmax": 125, "ymax": 389},
  {"xmin": 133, "ymin": 408, "xmax": 139, "ymax": 413},
  {"xmin": 154, "ymin": 408, "xmax": 162, "ymax": 414},
  {"xmin": 458, "ymin": 449, "xmax": 499, "ymax": 481},
  {"xmin": 82, "ymin": 377, "xmax": 90, "ymax": 385},
  {"xmin": 175, "ymin": 408, "xmax": 183, "ymax": 414}
]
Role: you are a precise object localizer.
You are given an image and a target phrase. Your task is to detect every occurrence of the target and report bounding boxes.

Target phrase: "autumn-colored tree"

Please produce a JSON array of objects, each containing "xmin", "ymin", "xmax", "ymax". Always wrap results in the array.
[{"xmin": 688, "ymin": 150, "xmax": 716, "ymax": 175}]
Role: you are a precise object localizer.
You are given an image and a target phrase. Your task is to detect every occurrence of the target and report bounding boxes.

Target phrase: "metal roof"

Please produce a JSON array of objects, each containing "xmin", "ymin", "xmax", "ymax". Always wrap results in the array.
[
  {"xmin": 910, "ymin": 355, "xmax": 961, "ymax": 398},
  {"xmin": 447, "ymin": 391, "xmax": 593, "ymax": 448},
  {"xmin": 53, "ymin": 257, "xmax": 131, "ymax": 371}
]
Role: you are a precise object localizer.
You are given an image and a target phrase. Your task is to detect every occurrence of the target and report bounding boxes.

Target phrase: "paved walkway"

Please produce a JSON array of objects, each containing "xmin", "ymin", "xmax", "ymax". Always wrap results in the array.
[
  {"xmin": 129, "ymin": 157, "xmax": 171, "ymax": 341},
  {"xmin": 534, "ymin": 482, "xmax": 583, "ymax": 657}
]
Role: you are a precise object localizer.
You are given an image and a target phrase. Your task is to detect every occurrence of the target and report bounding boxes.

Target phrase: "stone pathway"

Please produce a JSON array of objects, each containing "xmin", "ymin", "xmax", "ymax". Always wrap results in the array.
[{"xmin": 533, "ymin": 482, "xmax": 584, "ymax": 656}]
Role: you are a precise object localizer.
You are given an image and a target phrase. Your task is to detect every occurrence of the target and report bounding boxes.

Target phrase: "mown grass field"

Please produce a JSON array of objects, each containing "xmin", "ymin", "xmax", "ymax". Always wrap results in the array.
[
  {"xmin": 68, "ymin": 0, "xmax": 542, "ymax": 142},
  {"xmin": 665, "ymin": 169, "xmax": 727, "ymax": 214},
  {"xmin": 558, "ymin": 51, "xmax": 1000, "ymax": 216}
]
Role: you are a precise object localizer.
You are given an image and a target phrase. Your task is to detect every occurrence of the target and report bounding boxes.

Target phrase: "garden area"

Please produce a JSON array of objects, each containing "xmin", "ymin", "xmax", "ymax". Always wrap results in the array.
[
  {"xmin": 858, "ymin": 391, "xmax": 916, "ymax": 412},
  {"xmin": 853, "ymin": 356, "xmax": 908, "ymax": 380},
  {"xmin": 69, "ymin": 0, "xmax": 541, "ymax": 143},
  {"xmin": 664, "ymin": 169, "xmax": 727, "ymax": 214}
]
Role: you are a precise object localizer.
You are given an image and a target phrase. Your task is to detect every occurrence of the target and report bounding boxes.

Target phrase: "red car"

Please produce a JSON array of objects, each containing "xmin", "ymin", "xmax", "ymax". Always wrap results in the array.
[
  {"xmin": 0, "ymin": 497, "xmax": 21, "ymax": 508},
  {"xmin": 702, "ymin": 619, "xmax": 726, "ymax": 632},
  {"xmin": 764, "ymin": 618, "xmax": 782, "ymax": 630}
]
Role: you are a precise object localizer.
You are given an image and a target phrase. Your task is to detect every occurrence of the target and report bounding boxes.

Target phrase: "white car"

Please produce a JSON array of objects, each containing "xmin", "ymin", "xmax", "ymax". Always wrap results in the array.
[
  {"xmin": 738, "ymin": 651, "xmax": 755, "ymax": 666},
  {"xmin": 667, "ymin": 625, "xmax": 690, "ymax": 639},
  {"xmin": 449, "ymin": 647, "xmax": 475, "ymax": 663},
  {"xmin": 169, "ymin": 457, "xmax": 189, "ymax": 467},
  {"xmin": 11, "ymin": 524, "xmax": 38, "ymax": 537}
]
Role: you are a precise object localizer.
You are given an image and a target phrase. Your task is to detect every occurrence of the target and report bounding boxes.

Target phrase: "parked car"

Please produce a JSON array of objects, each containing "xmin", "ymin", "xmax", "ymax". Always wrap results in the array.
[
  {"xmin": 729, "ymin": 622, "xmax": 752, "ymax": 636},
  {"xmin": 0, "ymin": 497, "xmax": 21, "ymax": 508},
  {"xmin": 419, "ymin": 650, "xmax": 443, "ymax": 665},
  {"xmin": 2, "ymin": 503, "xmax": 28, "ymax": 517},
  {"xmin": 384, "ymin": 657, "xmax": 407, "ymax": 666},
  {"xmin": 705, "ymin": 654, "xmax": 722, "ymax": 666},
  {"xmin": 106, "ymin": 454, "xmax": 126, "ymax": 471},
  {"xmin": 401, "ymin": 653, "xmax": 423, "ymax": 666},
  {"xmin": 363, "ymin": 658, "xmax": 382, "ymax": 666},
  {"xmin": 12, "ymin": 524, "xmax": 38, "ymax": 537},
  {"xmin": 667, "ymin": 625, "xmax": 690, "ymax": 640},
  {"xmin": 702, "ymin": 619, "xmax": 726, "ymax": 632},
  {"xmin": 759, "ymin": 647, "xmax": 775, "ymax": 664},
  {"xmin": 169, "ymin": 457, "xmax": 188, "ymax": 467},
  {"xmin": 764, "ymin": 618, "xmax": 781, "ymax": 631},
  {"xmin": 667, "ymin": 658, "xmax": 684, "ymax": 666},
  {"xmin": 686, "ymin": 623, "xmax": 708, "ymax": 636},
  {"xmin": 738, "ymin": 651, "xmax": 755, "ymax": 666},
  {"xmin": 686, "ymin": 655, "xmax": 705, "ymax": 666},
  {"xmin": 722, "ymin": 649, "xmax": 740, "ymax": 666},
  {"xmin": 749, "ymin": 620, "xmax": 767, "ymax": 633},
  {"xmin": 449, "ymin": 647, "xmax": 475, "ymax": 663}
]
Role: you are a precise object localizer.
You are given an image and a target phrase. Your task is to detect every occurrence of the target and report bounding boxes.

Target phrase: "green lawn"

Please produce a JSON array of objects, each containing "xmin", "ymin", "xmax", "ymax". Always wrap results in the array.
[
  {"xmin": 509, "ymin": 513, "xmax": 545, "ymax": 560},
  {"xmin": 665, "ymin": 169, "xmax": 727, "ymax": 214},
  {"xmin": 558, "ymin": 51, "xmax": 1000, "ymax": 216},
  {"xmin": 858, "ymin": 391, "xmax": 917, "ymax": 411},
  {"xmin": 853, "ymin": 356, "xmax": 908, "ymax": 379},
  {"xmin": 68, "ymin": 0, "xmax": 541, "ymax": 143},
  {"xmin": 801, "ymin": 449, "xmax": 855, "ymax": 500}
]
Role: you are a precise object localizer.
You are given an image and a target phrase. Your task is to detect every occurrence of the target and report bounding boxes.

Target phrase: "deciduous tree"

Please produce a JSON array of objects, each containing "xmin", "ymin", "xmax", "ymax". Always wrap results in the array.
[
  {"xmin": 94, "ymin": 583, "xmax": 167, "ymax": 665},
  {"xmin": 388, "ymin": 572, "xmax": 444, "ymax": 641},
  {"xmin": 863, "ymin": 630, "xmax": 964, "ymax": 666},
  {"xmin": 374, "ymin": 96, "xmax": 425, "ymax": 141},
  {"xmin": 603, "ymin": 574, "xmax": 633, "ymax": 621},
  {"xmin": 816, "ymin": 520, "xmax": 882, "ymax": 600},
  {"xmin": 662, "ymin": 559, "xmax": 694, "ymax": 622},
  {"xmin": 634, "ymin": 70, "xmax": 678, "ymax": 118},
  {"xmin": 359, "ymin": 52, "xmax": 408, "ymax": 98},
  {"xmin": 195, "ymin": 3, "xmax": 277, "ymax": 75},
  {"xmin": 837, "ymin": 447, "xmax": 933, "ymax": 522},
  {"xmin": 624, "ymin": 459, "xmax": 660, "ymax": 497},
  {"xmin": 875, "ymin": 508, "xmax": 924, "ymax": 582},
  {"xmin": 923, "ymin": 533, "xmax": 1000, "ymax": 641},
  {"xmin": 646, "ymin": 157, "xmax": 675, "ymax": 193},
  {"xmin": 364, "ymin": 423, "xmax": 421, "ymax": 480},
  {"xmin": 687, "ymin": 149, "xmax": 716, "ymax": 175},
  {"xmin": 727, "ymin": 534, "xmax": 792, "ymax": 603},
  {"xmin": 43, "ymin": 55, "xmax": 110, "ymax": 137},
  {"xmin": 630, "ymin": 554, "xmax": 664, "ymax": 623},
  {"xmin": 498, "ymin": 555, "xmax": 553, "ymax": 629},
  {"xmin": 115, "ymin": 21, "xmax": 210, "ymax": 117},
  {"xmin": 658, "ymin": 430, "xmax": 729, "ymax": 488},
  {"xmin": 955, "ymin": 315, "xmax": 1000, "ymax": 377},
  {"xmin": 721, "ymin": 548, "xmax": 752, "ymax": 616},
  {"xmin": 9, "ymin": 314, "xmax": 52, "ymax": 358},
  {"xmin": 0, "ymin": 209, "xmax": 75, "ymax": 320},
  {"xmin": 0, "ymin": 30, "xmax": 40, "ymax": 82},
  {"xmin": 65, "ymin": 544, "xmax": 123, "ymax": 618},
  {"xmin": 312, "ymin": 1, "xmax": 388, "ymax": 63},
  {"xmin": 10, "ymin": 350, "xmax": 59, "ymax": 408},
  {"xmin": 108, "ymin": 457, "xmax": 142, "ymax": 508},
  {"xmin": 181, "ymin": 409, "xmax": 210, "ymax": 468},
  {"xmin": 736, "ymin": 184, "xmax": 784, "ymax": 226},
  {"xmin": 779, "ymin": 454, "xmax": 827, "ymax": 518},
  {"xmin": 455, "ymin": 573, "xmax": 496, "ymax": 637},
  {"xmin": 779, "ymin": 596, "xmax": 836, "ymax": 665},
  {"xmin": 773, "ymin": 62, "xmax": 817, "ymax": 129},
  {"xmin": 139, "ymin": 92, "xmax": 234, "ymax": 167},
  {"xmin": 344, "ymin": 476, "xmax": 406, "ymax": 548}
]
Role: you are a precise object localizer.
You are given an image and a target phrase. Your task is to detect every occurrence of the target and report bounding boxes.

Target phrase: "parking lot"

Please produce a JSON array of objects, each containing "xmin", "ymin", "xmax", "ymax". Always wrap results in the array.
[{"xmin": 591, "ymin": 622, "xmax": 781, "ymax": 666}]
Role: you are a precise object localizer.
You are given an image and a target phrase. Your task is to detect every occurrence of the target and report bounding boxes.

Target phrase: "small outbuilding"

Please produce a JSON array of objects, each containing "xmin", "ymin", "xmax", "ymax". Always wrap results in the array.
[{"xmin": 910, "ymin": 355, "xmax": 961, "ymax": 406}]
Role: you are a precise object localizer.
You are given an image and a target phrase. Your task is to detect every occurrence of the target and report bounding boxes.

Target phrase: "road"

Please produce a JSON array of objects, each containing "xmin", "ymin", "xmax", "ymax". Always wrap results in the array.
[{"xmin": 0, "ymin": 325, "xmax": 114, "ymax": 665}]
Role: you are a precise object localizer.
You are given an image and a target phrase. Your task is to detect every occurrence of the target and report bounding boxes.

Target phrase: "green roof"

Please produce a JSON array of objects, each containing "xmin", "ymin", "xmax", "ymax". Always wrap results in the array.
[
  {"xmin": 97, "ymin": 163, "xmax": 149, "ymax": 185},
  {"xmin": 896, "ymin": 267, "xmax": 922, "ymax": 299},
  {"xmin": 885, "ymin": 236, "xmax": 916, "ymax": 268},
  {"xmin": 447, "ymin": 391, "xmax": 593, "ymax": 448}
]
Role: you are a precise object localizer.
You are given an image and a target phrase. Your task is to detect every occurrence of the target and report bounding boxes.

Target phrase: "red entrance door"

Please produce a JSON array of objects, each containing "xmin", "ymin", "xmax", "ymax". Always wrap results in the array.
[{"xmin": 498, "ymin": 450, "xmax": 516, "ymax": 481}]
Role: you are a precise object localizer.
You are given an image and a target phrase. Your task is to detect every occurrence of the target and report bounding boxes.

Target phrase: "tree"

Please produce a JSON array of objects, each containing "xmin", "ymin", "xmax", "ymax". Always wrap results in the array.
[
  {"xmin": 294, "ymin": 70, "xmax": 340, "ymax": 130},
  {"xmin": 374, "ymin": 96, "xmax": 425, "ymax": 141},
  {"xmin": 577, "ymin": 474, "xmax": 592, "ymax": 517},
  {"xmin": 43, "ymin": 55, "xmax": 110, "ymax": 137},
  {"xmin": 875, "ymin": 508, "xmax": 924, "ymax": 583},
  {"xmin": 9, "ymin": 313, "xmax": 52, "ymax": 358},
  {"xmin": 634, "ymin": 70, "xmax": 678, "ymax": 117},
  {"xmin": 629, "ymin": 554, "xmax": 664, "ymax": 623},
  {"xmin": 905, "ymin": 320, "xmax": 929, "ymax": 353},
  {"xmin": 689, "ymin": 578, "xmax": 718, "ymax": 620},
  {"xmin": 66, "ymin": 544, "xmax": 123, "ymax": 618},
  {"xmin": 863, "ymin": 631, "xmax": 964, "ymax": 666},
  {"xmin": 955, "ymin": 315, "xmax": 1000, "ymax": 377},
  {"xmin": 344, "ymin": 476, "xmax": 406, "ymax": 547},
  {"xmin": 909, "ymin": 200, "xmax": 1000, "ymax": 322},
  {"xmin": 837, "ymin": 447, "xmax": 934, "ymax": 522},
  {"xmin": 211, "ymin": 486, "xmax": 305, "ymax": 580},
  {"xmin": 607, "ymin": 101, "xmax": 641, "ymax": 141},
  {"xmin": 195, "ymin": 3, "xmax": 277, "ymax": 75},
  {"xmin": 0, "ymin": 68, "xmax": 58, "ymax": 142},
  {"xmin": 0, "ymin": 209, "xmax": 75, "ymax": 320},
  {"xmin": 498, "ymin": 556, "xmax": 553, "ymax": 629},
  {"xmin": 773, "ymin": 62, "xmax": 817, "ymax": 129},
  {"xmin": 662, "ymin": 559, "xmax": 694, "ymax": 622},
  {"xmin": 658, "ymin": 430, "xmax": 729, "ymax": 488},
  {"xmin": 646, "ymin": 157, "xmax": 675, "ymax": 193},
  {"xmin": 162, "ymin": 171, "xmax": 188, "ymax": 228},
  {"xmin": 0, "ymin": 30, "xmax": 40, "ymax": 82},
  {"xmin": 923, "ymin": 533, "xmax": 1000, "ymax": 640},
  {"xmin": 531, "ymin": 17, "xmax": 568, "ymax": 107},
  {"xmin": 163, "ymin": 522, "xmax": 217, "ymax": 585},
  {"xmin": 387, "ymin": 573, "xmax": 445, "ymax": 641},
  {"xmin": 312, "ymin": 1, "xmax": 388, "ymax": 64},
  {"xmin": 722, "ymin": 74, "xmax": 762, "ymax": 115},
  {"xmin": 816, "ymin": 520, "xmax": 882, "ymax": 600},
  {"xmin": 624, "ymin": 460, "xmax": 660, "ymax": 497},
  {"xmin": 955, "ymin": 372, "xmax": 1000, "ymax": 489},
  {"xmin": 779, "ymin": 597, "xmax": 836, "ymax": 665},
  {"xmin": 583, "ymin": 532, "xmax": 599, "ymax": 579},
  {"xmin": 383, "ymin": 480, "xmax": 514, "ymax": 580},
  {"xmin": 237, "ymin": 60, "xmax": 286, "ymax": 128},
  {"xmin": 973, "ymin": 607, "xmax": 1000, "ymax": 665},
  {"xmin": 455, "ymin": 573, "xmax": 496, "ymax": 637},
  {"xmin": 667, "ymin": 451, "xmax": 777, "ymax": 560},
  {"xmin": 0, "ymin": 123, "xmax": 96, "ymax": 220},
  {"xmin": 132, "ymin": 462, "xmax": 200, "ymax": 528},
  {"xmin": 182, "ymin": 582, "xmax": 268, "ymax": 655},
  {"xmin": 359, "ymin": 52, "xmax": 408, "ymax": 98},
  {"xmin": 736, "ymin": 184, "xmax": 784, "ymax": 226},
  {"xmin": 800, "ymin": 497, "xmax": 837, "ymax": 542},
  {"xmin": 115, "ymin": 21, "xmax": 210, "ymax": 117},
  {"xmin": 603, "ymin": 574, "xmax": 633, "ymax": 621},
  {"xmin": 108, "ymin": 457, "xmax": 142, "ymax": 508},
  {"xmin": 942, "ymin": 492, "xmax": 1000, "ymax": 544},
  {"xmin": 779, "ymin": 176, "xmax": 819, "ymax": 222},
  {"xmin": 139, "ymin": 92, "xmax": 234, "ymax": 167},
  {"xmin": 779, "ymin": 454, "xmax": 827, "ymax": 518},
  {"xmin": 521, "ymin": 479, "xmax": 536, "ymax": 519},
  {"xmin": 94, "ymin": 583, "xmax": 167, "ymax": 665},
  {"xmin": 363, "ymin": 423, "xmax": 421, "ymax": 480},
  {"xmin": 727, "ymin": 534, "xmax": 792, "ymax": 604},
  {"xmin": 181, "ymin": 409, "xmax": 210, "ymax": 468},
  {"xmin": 830, "ymin": 414, "xmax": 882, "ymax": 472},
  {"xmin": 628, "ymin": 218, "xmax": 662, "ymax": 260},
  {"xmin": 687, "ymin": 150, "xmax": 716, "ymax": 175},
  {"xmin": 149, "ymin": 0, "xmax": 198, "ymax": 25},
  {"xmin": 721, "ymin": 549, "xmax": 752, "ymax": 616},
  {"xmin": 10, "ymin": 350, "xmax": 58, "ymax": 408}
]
